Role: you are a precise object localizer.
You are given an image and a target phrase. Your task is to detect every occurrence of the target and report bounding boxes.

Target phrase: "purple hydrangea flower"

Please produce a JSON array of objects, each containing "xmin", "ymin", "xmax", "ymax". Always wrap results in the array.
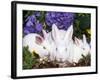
[
  {"xmin": 36, "ymin": 23, "xmax": 43, "ymax": 32},
  {"xmin": 23, "ymin": 13, "xmax": 43, "ymax": 35},
  {"xmin": 25, "ymin": 15, "xmax": 36, "ymax": 24},
  {"xmin": 23, "ymin": 26, "xmax": 35, "ymax": 35},
  {"xmin": 45, "ymin": 12, "xmax": 75, "ymax": 30},
  {"xmin": 25, "ymin": 20, "xmax": 34, "ymax": 27},
  {"xmin": 23, "ymin": 28, "xmax": 30, "ymax": 35},
  {"xmin": 34, "ymin": 11, "xmax": 41, "ymax": 17}
]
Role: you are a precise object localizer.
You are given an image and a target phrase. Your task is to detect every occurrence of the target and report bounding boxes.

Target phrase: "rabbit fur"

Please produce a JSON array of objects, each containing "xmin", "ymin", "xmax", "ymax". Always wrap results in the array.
[
  {"xmin": 23, "ymin": 24, "xmax": 91, "ymax": 63},
  {"xmin": 51, "ymin": 24, "xmax": 90, "ymax": 63}
]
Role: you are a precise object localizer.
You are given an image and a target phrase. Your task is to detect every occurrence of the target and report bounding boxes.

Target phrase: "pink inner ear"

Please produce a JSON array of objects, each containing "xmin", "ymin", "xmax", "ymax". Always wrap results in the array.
[
  {"xmin": 35, "ymin": 36, "xmax": 44, "ymax": 45},
  {"xmin": 75, "ymin": 37, "xmax": 79, "ymax": 46}
]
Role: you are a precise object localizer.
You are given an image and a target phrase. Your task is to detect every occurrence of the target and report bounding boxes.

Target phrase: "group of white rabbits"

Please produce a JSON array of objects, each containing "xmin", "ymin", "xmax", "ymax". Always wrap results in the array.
[{"xmin": 23, "ymin": 24, "xmax": 91, "ymax": 63}]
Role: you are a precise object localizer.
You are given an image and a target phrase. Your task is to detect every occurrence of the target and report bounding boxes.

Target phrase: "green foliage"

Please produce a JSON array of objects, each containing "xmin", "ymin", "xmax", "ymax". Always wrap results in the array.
[
  {"xmin": 23, "ymin": 46, "xmax": 40, "ymax": 69},
  {"xmin": 38, "ymin": 11, "xmax": 46, "ymax": 23},
  {"xmin": 76, "ymin": 13, "xmax": 90, "ymax": 30},
  {"xmin": 76, "ymin": 53, "xmax": 91, "ymax": 66},
  {"xmin": 73, "ymin": 13, "xmax": 91, "ymax": 42},
  {"xmin": 23, "ymin": 10, "xmax": 34, "ymax": 23}
]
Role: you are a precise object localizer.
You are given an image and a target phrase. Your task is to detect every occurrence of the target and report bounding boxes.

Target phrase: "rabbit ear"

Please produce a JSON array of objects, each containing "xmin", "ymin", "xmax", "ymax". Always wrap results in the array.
[
  {"xmin": 42, "ymin": 29, "xmax": 47, "ymax": 39},
  {"xmin": 74, "ymin": 37, "xmax": 83, "ymax": 46},
  {"xmin": 74, "ymin": 37, "xmax": 80, "ymax": 46},
  {"xmin": 64, "ymin": 25, "xmax": 73, "ymax": 41},
  {"xmin": 35, "ymin": 36, "xmax": 44, "ymax": 45},
  {"xmin": 51, "ymin": 24, "xmax": 59, "ymax": 41},
  {"xmin": 83, "ymin": 34, "xmax": 87, "ymax": 44}
]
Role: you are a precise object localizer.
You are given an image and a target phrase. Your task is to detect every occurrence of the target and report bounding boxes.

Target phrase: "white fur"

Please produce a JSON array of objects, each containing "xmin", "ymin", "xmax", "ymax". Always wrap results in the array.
[
  {"xmin": 51, "ymin": 24, "xmax": 91, "ymax": 63},
  {"xmin": 23, "ymin": 24, "xmax": 91, "ymax": 63},
  {"xmin": 23, "ymin": 30, "xmax": 56, "ymax": 59},
  {"xmin": 23, "ymin": 33, "xmax": 48, "ymax": 58},
  {"xmin": 73, "ymin": 35, "xmax": 91, "ymax": 63},
  {"xmin": 51, "ymin": 24, "xmax": 74, "ymax": 62},
  {"xmin": 42, "ymin": 30, "xmax": 56, "ymax": 60}
]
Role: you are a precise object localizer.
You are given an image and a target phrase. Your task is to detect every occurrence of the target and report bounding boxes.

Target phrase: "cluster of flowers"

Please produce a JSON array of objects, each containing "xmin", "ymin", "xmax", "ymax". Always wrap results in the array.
[
  {"xmin": 45, "ymin": 12, "xmax": 75, "ymax": 30},
  {"xmin": 23, "ymin": 11, "xmax": 75, "ymax": 35},
  {"xmin": 23, "ymin": 12, "xmax": 42, "ymax": 35}
]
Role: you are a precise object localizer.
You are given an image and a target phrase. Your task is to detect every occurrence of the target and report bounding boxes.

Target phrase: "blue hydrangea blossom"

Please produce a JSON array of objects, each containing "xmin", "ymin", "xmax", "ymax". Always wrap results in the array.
[
  {"xmin": 45, "ymin": 12, "xmax": 75, "ymax": 30},
  {"xmin": 23, "ymin": 11, "xmax": 75, "ymax": 35},
  {"xmin": 24, "ymin": 13, "xmax": 43, "ymax": 35}
]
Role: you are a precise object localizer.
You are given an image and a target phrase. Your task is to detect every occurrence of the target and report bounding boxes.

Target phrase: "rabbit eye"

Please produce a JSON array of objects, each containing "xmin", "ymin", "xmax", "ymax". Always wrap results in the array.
[
  {"xmin": 56, "ymin": 48, "xmax": 58, "ymax": 51},
  {"xmin": 65, "ymin": 48, "xmax": 67, "ymax": 51},
  {"xmin": 43, "ymin": 46, "xmax": 46, "ymax": 49},
  {"xmin": 82, "ymin": 48, "xmax": 85, "ymax": 50}
]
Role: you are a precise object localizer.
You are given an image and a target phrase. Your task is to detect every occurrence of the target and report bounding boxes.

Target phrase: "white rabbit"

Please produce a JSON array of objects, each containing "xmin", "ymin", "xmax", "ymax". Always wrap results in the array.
[
  {"xmin": 51, "ymin": 24, "xmax": 74, "ymax": 62},
  {"xmin": 42, "ymin": 30, "xmax": 56, "ymax": 60},
  {"xmin": 23, "ymin": 30, "xmax": 56, "ymax": 59},
  {"xmin": 72, "ymin": 34, "xmax": 91, "ymax": 63},
  {"xmin": 23, "ymin": 32, "xmax": 48, "ymax": 58},
  {"xmin": 51, "ymin": 24, "xmax": 91, "ymax": 63}
]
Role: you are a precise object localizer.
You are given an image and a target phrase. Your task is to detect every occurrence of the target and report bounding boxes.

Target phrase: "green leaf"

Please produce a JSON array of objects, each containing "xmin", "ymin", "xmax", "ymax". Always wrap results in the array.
[
  {"xmin": 23, "ymin": 46, "xmax": 39, "ymax": 69},
  {"xmin": 73, "ymin": 13, "xmax": 91, "ymax": 42}
]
